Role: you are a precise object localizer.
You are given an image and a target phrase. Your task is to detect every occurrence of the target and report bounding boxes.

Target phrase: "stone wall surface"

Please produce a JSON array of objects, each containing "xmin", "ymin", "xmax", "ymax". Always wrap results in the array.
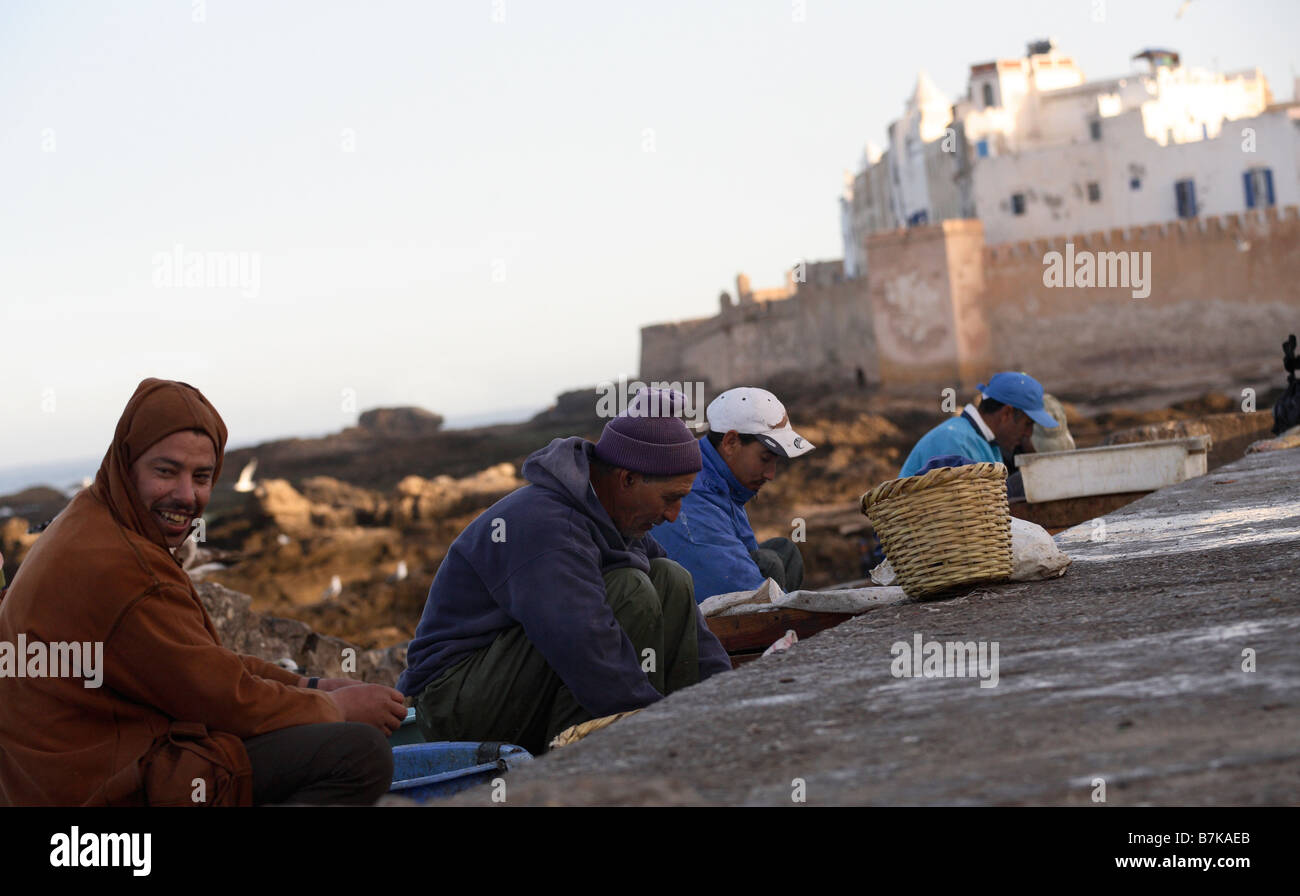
[
  {"xmin": 865, "ymin": 223, "xmax": 962, "ymax": 387},
  {"xmin": 981, "ymin": 206, "xmax": 1300, "ymax": 393},
  {"xmin": 640, "ymin": 206, "xmax": 1300, "ymax": 398},
  {"xmin": 640, "ymin": 277, "xmax": 877, "ymax": 391}
]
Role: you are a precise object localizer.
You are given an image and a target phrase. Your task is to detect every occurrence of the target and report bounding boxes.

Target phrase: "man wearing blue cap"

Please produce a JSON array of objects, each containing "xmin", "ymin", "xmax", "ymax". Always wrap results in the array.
[
  {"xmin": 899, "ymin": 372, "xmax": 1059, "ymax": 478},
  {"xmin": 398, "ymin": 389, "xmax": 731, "ymax": 754}
]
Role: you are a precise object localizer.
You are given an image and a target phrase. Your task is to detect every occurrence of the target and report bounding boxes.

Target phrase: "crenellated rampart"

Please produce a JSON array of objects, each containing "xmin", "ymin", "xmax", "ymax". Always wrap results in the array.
[{"xmin": 639, "ymin": 207, "xmax": 1300, "ymax": 398}]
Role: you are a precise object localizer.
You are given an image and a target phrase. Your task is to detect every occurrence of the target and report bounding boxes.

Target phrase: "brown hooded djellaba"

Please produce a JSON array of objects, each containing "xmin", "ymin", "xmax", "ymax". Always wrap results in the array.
[{"xmin": 0, "ymin": 379, "xmax": 342, "ymax": 806}]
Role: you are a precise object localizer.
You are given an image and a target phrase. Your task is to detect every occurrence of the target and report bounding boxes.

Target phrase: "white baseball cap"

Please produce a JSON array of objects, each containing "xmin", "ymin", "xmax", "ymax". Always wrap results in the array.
[{"xmin": 706, "ymin": 387, "xmax": 815, "ymax": 459}]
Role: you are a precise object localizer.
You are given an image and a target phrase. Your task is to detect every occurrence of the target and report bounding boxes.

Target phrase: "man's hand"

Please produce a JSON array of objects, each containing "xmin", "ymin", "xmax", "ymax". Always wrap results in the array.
[{"xmin": 327, "ymin": 683, "xmax": 407, "ymax": 735}]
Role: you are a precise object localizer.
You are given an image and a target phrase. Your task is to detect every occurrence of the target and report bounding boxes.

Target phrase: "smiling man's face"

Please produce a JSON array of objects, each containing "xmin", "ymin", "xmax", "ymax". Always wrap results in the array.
[{"xmin": 128, "ymin": 430, "xmax": 216, "ymax": 548}]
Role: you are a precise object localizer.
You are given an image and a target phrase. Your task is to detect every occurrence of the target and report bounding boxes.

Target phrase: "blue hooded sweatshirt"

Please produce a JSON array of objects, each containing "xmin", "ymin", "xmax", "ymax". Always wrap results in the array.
[
  {"xmin": 650, "ymin": 438, "xmax": 764, "ymax": 602},
  {"xmin": 397, "ymin": 436, "xmax": 731, "ymax": 717}
]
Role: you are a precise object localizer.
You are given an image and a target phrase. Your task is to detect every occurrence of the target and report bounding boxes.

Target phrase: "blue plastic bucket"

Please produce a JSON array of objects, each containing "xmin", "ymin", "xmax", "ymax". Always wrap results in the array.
[{"xmin": 389, "ymin": 741, "xmax": 534, "ymax": 802}]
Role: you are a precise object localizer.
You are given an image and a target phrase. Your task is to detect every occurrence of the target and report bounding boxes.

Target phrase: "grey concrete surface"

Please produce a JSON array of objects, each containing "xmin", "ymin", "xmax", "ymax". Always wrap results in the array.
[{"xmin": 447, "ymin": 448, "xmax": 1300, "ymax": 806}]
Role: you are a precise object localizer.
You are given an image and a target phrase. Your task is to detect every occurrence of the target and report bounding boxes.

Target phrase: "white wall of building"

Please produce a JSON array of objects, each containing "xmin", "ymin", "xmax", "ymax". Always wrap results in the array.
[
  {"xmin": 972, "ymin": 105, "xmax": 1300, "ymax": 245},
  {"xmin": 841, "ymin": 41, "xmax": 1283, "ymax": 261}
]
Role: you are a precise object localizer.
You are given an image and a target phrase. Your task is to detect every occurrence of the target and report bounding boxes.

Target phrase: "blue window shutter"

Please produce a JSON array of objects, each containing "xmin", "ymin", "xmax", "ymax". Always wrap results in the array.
[
  {"xmin": 1244, "ymin": 171, "xmax": 1256, "ymax": 209},
  {"xmin": 1176, "ymin": 179, "xmax": 1198, "ymax": 218},
  {"xmin": 1265, "ymin": 168, "xmax": 1275, "ymax": 206}
]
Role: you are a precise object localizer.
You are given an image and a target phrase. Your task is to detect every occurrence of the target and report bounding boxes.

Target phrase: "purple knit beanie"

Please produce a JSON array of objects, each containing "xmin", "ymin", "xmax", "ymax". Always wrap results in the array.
[{"xmin": 593, "ymin": 389, "xmax": 702, "ymax": 476}]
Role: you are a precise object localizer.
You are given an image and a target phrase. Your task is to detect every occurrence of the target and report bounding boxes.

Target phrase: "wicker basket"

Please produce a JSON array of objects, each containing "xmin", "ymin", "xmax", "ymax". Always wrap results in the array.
[{"xmin": 860, "ymin": 462, "xmax": 1012, "ymax": 598}]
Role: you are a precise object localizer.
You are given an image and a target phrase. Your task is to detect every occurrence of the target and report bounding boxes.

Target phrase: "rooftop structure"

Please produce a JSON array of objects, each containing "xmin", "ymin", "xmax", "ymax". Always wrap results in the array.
[{"xmin": 842, "ymin": 39, "xmax": 1291, "ymax": 272}]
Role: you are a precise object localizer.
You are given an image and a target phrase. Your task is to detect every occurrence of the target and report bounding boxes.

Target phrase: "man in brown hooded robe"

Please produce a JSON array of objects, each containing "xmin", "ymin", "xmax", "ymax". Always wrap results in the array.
[{"xmin": 0, "ymin": 379, "xmax": 405, "ymax": 805}]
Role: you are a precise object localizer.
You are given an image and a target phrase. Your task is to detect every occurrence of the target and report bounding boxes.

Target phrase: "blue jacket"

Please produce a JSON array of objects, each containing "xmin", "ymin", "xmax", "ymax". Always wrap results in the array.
[
  {"xmin": 899, "ymin": 409, "xmax": 1003, "ymax": 478},
  {"xmin": 397, "ymin": 437, "xmax": 730, "ymax": 717},
  {"xmin": 651, "ymin": 438, "xmax": 764, "ymax": 602}
]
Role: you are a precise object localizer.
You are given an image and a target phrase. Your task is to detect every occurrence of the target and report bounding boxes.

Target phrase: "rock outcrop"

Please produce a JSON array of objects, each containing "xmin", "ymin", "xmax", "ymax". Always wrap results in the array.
[
  {"xmin": 1, "ymin": 518, "xmax": 40, "ymax": 581},
  {"xmin": 392, "ymin": 463, "xmax": 522, "ymax": 524},
  {"xmin": 357, "ymin": 406, "xmax": 445, "ymax": 438},
  {"xmin": 197, "ymin": 581, "xmax": 406, "ymax": 688},
  {"xmin": 529, "ymin": 387, "xmax": 603, "ymax": 425},
  {"xmin": 301, "ymin": 476, "xmax": 391, "ymax": 526},
  {"xmin": 0, "ymin": 486, "xmax": 70, "ymax": 525},
  {"xmin": 252, "ymin": 478, "xmax": 360, "ymax": 537},
  {"xmin": 252, "ymin": 465, "xmax": 521, "ymax": 536}
]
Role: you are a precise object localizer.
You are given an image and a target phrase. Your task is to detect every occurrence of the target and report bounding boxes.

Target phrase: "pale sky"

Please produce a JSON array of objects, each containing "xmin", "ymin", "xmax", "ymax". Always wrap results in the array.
[{"xmin": 3, "ymin": 0, "xmax": 1297, "ymax": 480}]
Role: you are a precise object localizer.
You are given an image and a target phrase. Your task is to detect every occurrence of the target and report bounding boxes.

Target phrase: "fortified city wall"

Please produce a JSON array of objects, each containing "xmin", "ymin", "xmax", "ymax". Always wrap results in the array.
[
  {"xmin": 980, "ymin": 205, "xmax": 1300, "ymax": 395},
  {"xmin": 639, "ymin": 207, "xmax": 1300, "ymax": 399}
]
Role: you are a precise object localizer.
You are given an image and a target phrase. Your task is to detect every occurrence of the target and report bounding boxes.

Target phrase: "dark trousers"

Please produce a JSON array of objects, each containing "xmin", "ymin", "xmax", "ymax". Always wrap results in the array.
[
  {"xmin": 751, "ymin": 536, "xmax": 805, "ymax": 592},
  {"xmin": 243, "ymin": 722, "xmax": 393, "ymax": 806},
  {"xmin": 413, "ymin": 558, "xmax": 701, "ymax": 756}
]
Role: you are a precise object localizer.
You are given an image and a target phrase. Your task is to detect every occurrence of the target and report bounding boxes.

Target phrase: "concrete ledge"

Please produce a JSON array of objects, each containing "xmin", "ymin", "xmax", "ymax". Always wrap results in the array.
[{"xmin": 445, "ymin": 448, "xmax": 1300, "ymax": 806}]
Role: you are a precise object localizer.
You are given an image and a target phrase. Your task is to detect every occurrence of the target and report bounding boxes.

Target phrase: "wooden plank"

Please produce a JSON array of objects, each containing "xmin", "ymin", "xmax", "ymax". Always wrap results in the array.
[{"xmin": 706, "ymin": 607, "xmax": 855, "ymax": 653}]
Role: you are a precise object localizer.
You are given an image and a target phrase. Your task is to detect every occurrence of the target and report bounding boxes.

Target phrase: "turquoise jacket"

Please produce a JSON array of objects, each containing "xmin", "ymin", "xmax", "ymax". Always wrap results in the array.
[
  {"xmin": 899, "ymin": 410, "xmax": 1003, "ymax": 478},
  {"xmin": 651, "ymin": 438, "xmax": 763, "ymax": 602}
]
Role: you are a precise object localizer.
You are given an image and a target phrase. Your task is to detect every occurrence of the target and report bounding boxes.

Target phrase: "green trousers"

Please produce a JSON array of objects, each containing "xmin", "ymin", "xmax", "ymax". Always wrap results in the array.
[{"xmin": 414, "ymin": 558, "xmax": 702, "ymax": 755}]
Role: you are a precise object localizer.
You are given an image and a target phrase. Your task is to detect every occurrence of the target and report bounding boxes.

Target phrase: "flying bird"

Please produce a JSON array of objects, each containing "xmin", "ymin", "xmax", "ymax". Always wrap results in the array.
[
  {"xmin": 233, "ymin": 459, "xmax": 258, "ymax": 493},
  {"xmin": 387, "ymin": 560, "xmax": 409, "ymax": 584},
  {"xmin": 1176, "ymin": 0, "xmax": 1193, "ymax": 18},
  {"xmin": 323, "ymin": 574, "xmax": 342, "ymax": 600}
]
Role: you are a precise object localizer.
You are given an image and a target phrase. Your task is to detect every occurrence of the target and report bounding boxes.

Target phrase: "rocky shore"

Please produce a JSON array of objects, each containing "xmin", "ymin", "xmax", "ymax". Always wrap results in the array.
[{"xmin": 1, "ymin": 386, "xmax": 1281, "ymax": 665}]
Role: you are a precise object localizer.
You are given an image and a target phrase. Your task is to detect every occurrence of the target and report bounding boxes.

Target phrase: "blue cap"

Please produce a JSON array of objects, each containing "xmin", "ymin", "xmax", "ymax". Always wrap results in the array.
[{"xmin": 977, "ymin": 372, "xmax": 1058, "ymax": 429}]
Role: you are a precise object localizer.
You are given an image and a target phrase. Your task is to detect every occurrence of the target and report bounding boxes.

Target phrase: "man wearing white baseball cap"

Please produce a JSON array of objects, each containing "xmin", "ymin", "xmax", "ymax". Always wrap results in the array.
[
  {"xmin": 899, "ymin": 371, "xmax": 1058, "ymax": 478},
  {"xmin": 652, "ymin": 387, "xmax": 815, "ymax": 602}
]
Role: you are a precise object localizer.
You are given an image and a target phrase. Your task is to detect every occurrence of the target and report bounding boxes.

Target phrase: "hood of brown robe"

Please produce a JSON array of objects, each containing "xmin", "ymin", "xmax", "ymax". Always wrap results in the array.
[{"xmin": 89, "ymin": 377, "xmax": 228, "ymax": 555}]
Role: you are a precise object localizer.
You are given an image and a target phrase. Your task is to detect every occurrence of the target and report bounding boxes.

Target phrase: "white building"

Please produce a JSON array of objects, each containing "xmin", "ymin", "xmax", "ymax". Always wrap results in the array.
[{"xmin": 842, "ymin": 40, "xmax": 1298, "ymax": 259}]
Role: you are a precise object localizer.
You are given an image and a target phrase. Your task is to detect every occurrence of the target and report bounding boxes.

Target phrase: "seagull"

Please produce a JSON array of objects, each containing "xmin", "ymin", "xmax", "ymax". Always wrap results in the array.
[
  {"xmin": 1176, "ymin": 0, "xmax": 1193, "ymax": 18},
  {"xmin": 233, "ymin": 459, "xmax": 258, "ymax": 493},
  {"xmin": 387, "ymin": 560, "xmax": 408, "ymax": 584},
  {"xmin": 323, "ymin": 574, "xmax": 342, "ymax": 600},
  {"xmin": 275, "ymin": 657, "xmax": 303, "ymax": 675}
]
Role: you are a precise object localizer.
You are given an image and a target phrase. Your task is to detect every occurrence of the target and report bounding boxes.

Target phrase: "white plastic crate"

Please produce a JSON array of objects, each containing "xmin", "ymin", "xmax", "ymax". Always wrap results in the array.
[{"xmin": 1017, "ymin": 436, "xmax": 1209, "ymax": 504}]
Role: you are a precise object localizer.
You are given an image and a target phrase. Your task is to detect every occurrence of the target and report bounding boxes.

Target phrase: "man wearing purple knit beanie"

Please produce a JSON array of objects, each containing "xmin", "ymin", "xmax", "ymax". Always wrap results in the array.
[{"xmin": 398, "ymin": 389, "xmax": 732, "ymax": 755}]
